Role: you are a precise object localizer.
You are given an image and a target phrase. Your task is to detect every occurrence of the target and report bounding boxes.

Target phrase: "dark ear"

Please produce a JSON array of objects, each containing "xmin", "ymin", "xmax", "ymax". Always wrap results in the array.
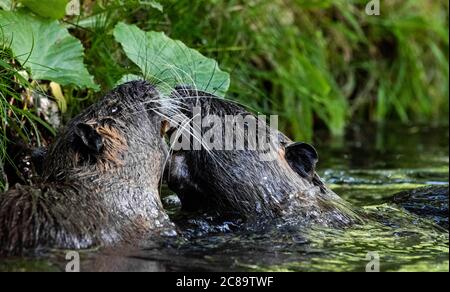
[
  {"xmin": 285, "ymin": 142, "xmax": 319, "ymax": 181},
  {"xmin": 74, "ymin": 123, "xmax": 104, "ymax": 153}
]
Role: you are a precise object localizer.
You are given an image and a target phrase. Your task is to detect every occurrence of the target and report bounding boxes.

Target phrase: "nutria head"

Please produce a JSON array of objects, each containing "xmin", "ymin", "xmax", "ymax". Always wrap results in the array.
[
  {"xmin": 39, "ymin": 80, "xmax": 175, "ymax": 236},
  {"xmin": 43, "ymin": 81, "xmax": 167, "ymax": 182},
  {"xmin": 165, "ymin": 86, "xmax": 362, "ymax": 227}
]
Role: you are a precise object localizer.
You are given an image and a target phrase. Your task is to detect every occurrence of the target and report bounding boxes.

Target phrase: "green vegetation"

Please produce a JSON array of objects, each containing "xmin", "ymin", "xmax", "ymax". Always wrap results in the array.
[
  {"xmin": 0, "ymin": 10, "xmax": 97, "ymax": 89},
  {"xmin": 0, "ymin": 0, "xmax": 449, "ymax": 191},
  {"xmin": 0, "ymin": 42, "xmax": 55, "ymax": 191},
  {"xmin": 113, "ymin": 22, "xmax": 230, "ymax": 96}
]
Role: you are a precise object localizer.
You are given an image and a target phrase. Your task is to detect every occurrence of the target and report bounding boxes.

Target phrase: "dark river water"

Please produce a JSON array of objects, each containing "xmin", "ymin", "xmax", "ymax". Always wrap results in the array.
[{"xmin": 0, "ymin": 123, "xmax": 448, "ymax": 272}]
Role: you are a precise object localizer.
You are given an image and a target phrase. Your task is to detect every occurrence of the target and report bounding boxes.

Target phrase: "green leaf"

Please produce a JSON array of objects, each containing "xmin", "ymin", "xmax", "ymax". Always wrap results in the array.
[
  {"xmin": 0, "ymin": 11, "xmax": 98, "ymax": 90},
  {"xmin": 19, "ymin": 0, "xmax": 69, "ymax": 19},
  {"xmin": 113, "ymin": 22, "xmax": 230, "ymax": 97}
]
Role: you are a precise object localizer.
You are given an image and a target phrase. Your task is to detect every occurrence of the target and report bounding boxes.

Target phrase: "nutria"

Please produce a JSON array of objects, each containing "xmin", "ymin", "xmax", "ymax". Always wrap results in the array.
[
  {"xmin": 0, "ymin": 81, "xmax": 175, "ymax": 255},
  {"xmin": 165, "ymin": 86, "xmax": 362, "ymax": 227}
]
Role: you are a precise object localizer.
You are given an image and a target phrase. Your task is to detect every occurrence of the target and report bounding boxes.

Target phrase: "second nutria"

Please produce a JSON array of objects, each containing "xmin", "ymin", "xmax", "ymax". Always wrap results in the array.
[
  {"xmin": 0, "ymin": 81, "xmax": 175, "ymax": 255},
  {"xmin": 165, "ymin": 86, "xmax": 362, "ymax": 227}
]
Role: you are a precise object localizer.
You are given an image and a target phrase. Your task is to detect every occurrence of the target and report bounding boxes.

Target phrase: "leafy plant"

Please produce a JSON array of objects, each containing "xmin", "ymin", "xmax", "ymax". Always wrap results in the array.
[
  {"xmin": 0, "ymin": 44, "xmax": 55, "ymax": 192},
  {"xmin": 19, "ymin": 0, "xmax": 69, "ymax": 19},
  {"xmin": 113, "ymin": 22, "xmax": 230, "ymax": 96},
  {"xmin": 0, "ymin": 10, "xmax": 98, "ymax": 90}
]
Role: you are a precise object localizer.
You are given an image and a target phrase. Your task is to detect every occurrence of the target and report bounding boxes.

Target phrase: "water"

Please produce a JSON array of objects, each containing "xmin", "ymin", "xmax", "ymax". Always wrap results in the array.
[{"xmin": 0, "ymin": 123, "xmax": 448, "ymax": 272}]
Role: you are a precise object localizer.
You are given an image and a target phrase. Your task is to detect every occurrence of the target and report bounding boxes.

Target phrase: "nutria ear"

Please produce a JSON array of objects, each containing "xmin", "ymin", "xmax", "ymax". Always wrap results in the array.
[
  {"xmin": 285, "ymin": 142, "xmax": 318, "ymax": 180},
  {"xmin": 74, "ymin": 123, "xmax": 104, "ymax": 153}
]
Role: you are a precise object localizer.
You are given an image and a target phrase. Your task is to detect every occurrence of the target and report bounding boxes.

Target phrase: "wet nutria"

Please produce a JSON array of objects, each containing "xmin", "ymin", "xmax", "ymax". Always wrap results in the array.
[
  {"xmin": 0, "ymin": 81, "xmax": 175, "ymax": 255},
  {"xmin": 165, "ymin": 86, "xmax": 362, "ymax": 227}
]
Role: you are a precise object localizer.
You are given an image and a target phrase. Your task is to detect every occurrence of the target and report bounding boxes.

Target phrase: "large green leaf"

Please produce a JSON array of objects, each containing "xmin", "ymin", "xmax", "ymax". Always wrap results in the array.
[
  {"xmin": 113, "ymin": 22, "xmax": 230, "ymax": 97},
  {"xmin": 0, "ymin": 11, "xmax": 98, "ymax": 90},
  {"xmin": 19, "ymin": 0, "xmax": 69, "ymax": 19}
]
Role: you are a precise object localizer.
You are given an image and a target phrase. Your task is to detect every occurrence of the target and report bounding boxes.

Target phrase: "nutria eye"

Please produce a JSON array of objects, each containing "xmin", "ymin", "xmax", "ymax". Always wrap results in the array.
[{"xmin": 111, "ymin": 106, "xmax": 120, "ymax": 114}]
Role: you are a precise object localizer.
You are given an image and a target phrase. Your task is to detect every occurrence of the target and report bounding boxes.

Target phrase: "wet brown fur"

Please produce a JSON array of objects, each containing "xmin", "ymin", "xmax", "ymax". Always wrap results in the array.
[
  {"xmin": 166, "ymin": 87, "xmax": 363, "ymax": 228},
  {"xmin": 0, "ymin": 81, "xmax": 174, "ymax": 255}
]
